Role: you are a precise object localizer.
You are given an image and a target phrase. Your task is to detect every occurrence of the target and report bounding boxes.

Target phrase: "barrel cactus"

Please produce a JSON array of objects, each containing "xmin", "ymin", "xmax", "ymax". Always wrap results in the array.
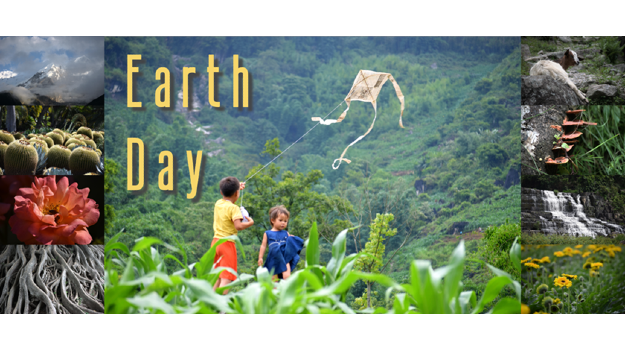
[
  {"xmin": 0, "ymin": 130, "xmax": 15, "ymax": 144},
  {"xmin": 69, "ymin": 146, "xmax": 100, "ymax": 175},
  {"xmin": 47, "ymin": 145, "xmax": 72, "ymax": 169},
  {"xmin": 4, "ymin": 140, "xmax": 38, "ymax": 175},
  {"xmin": 76, "ymin": 126, "xmax": 93, "ymax": 139}
]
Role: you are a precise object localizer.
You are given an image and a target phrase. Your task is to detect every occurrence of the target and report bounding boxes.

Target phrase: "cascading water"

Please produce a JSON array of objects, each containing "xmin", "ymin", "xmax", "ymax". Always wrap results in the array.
[{"xmin": 523, "ymin": 189, "xmax": 624, "ymax": 237}]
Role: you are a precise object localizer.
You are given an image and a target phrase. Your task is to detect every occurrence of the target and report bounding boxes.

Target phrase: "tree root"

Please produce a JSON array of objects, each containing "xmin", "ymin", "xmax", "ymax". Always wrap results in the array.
[{"xmin": 0, "ymin": 245, "xmax": 104, "ymax": 314}]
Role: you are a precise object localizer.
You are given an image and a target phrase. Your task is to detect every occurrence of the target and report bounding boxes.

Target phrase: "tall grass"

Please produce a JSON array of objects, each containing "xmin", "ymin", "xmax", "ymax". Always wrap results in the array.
[{"xmin": 573, "ymin": 106, "xmax": 625, "ymax": 175}]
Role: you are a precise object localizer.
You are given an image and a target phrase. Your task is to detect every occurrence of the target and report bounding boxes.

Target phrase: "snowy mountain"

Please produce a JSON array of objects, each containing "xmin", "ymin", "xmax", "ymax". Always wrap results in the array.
[{"xmin": 17, "ymin": 64, "xmax": 65, "ymax": 88}]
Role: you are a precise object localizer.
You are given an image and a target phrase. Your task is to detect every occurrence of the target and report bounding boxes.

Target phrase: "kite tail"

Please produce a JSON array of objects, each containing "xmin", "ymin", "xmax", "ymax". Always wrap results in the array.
[
  {"xmin": 389, "ymin": 75, "xmax": 405, "ymax": 128},
  {"xmin": 332, "ymin": 103, "xmax": 378, "ymax": 169}
]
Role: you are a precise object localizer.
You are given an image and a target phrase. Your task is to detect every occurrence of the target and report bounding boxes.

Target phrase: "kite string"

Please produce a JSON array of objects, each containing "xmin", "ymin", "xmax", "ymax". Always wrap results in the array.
[{"xmin": 240, "ymin": 100, "xmax": 345, "ymax": 208}]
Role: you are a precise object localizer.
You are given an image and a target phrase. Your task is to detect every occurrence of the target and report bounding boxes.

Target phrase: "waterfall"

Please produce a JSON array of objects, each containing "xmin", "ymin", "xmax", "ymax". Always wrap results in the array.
[{"xmin": 525, "ymin": 189, "xmax": 624, "ymax": 237}]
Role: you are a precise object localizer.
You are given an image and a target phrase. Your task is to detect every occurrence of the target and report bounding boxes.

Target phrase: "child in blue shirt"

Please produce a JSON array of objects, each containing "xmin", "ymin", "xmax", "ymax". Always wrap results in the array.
[{"xmin": 257, "ymin": 205, "xmax": 303, "ymax": 280}]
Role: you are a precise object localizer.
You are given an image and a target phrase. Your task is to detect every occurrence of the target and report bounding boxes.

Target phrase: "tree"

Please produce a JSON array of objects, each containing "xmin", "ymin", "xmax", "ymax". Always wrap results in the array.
[
  {"xmin": 354, "ymin": 213, "xmax": 396, "ymax": 308},
  {"xmin": 6, "ymin": 106, "xmax": 16, "ymax": 132},
  {"xmin": 241, "ymin": 138, "xmax": 353, "ymax": 245}
]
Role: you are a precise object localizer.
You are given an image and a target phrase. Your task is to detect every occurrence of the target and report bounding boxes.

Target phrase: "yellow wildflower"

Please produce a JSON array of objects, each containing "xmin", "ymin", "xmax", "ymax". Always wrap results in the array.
[
  {"xmin": 583, "ymin": 261, "xmax": 592, "ymax": 269},
  {"xmin": 561, "ymin": 274, "xmax": 578, "ymax": 280},
  {"xmin": 554, "ymin": 276, "xmax": 572, "ymax": 288},
  {"xmin": 591, "ymin": 262, "xmax": 603, "ymax": 270},
  {"xmin": 539, "ymin": 256, "xmax": 551, "ymax": 264},
  {"xmin": 521, "ymin": 257, "xmax": 533, "ymax": 264},
  {"xmin": 590, "ymin": 270, "xmax": 600, "ymax": 278},
  {"xmin": 554, "ymin": 251, "xmax": 565, "ymax": 258},
  {"xmin": 522, "ymin": 304, "xmax": 530, "ymax": 314},
  {"xmin": 587, "ymin": 245, "xmax": 597, "ymax": 251},
  {"xmin": 610, "ymin": 246, "xmax": 621, "ymax": 252},
  {"xmin": 571, "ymin": 250, "xmax": 582, "ymax": 255},
  {"xmin": 553, "ymin": 298, "xmax": 561, "ymax": 305},
  {"xmin": 582, "ymin": 251, "xmax": 591, "ymax": 258},
  {"xmin": 524, "ymin": 262, "xmax": 540, "ymax": 269},
  {"xmin": 575, "ymin": 245, "xmax": 583, "ymax": 249},
  {"xmin": 534, "ymin": 311, "xmax": 548, "ymax": 314}
]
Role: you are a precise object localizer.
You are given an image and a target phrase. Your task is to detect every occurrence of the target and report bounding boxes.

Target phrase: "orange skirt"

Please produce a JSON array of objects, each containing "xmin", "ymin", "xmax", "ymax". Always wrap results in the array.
[{"xmin": 211, "ymin": 238, "xmax": 237, "ymax": 281}]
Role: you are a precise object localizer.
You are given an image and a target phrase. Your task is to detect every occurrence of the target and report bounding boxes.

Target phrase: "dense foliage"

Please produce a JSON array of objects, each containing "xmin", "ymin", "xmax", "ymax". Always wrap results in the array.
[{"xmin": 104, "ymin": 37, "xmax": 521, "ymax": 310}]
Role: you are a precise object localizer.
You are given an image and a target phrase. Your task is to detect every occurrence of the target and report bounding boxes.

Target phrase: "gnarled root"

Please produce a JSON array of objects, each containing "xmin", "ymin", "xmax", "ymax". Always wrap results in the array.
[{"xmin": 0, "ymin": 245, "xmax": 104, "ymax": 314}]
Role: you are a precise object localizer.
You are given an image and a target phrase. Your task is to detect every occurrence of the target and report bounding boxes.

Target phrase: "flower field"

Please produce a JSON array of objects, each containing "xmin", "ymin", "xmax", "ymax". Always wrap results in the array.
[{"xmin": 522, "ymin": 244, "xmax": 625, "ymax": 314}]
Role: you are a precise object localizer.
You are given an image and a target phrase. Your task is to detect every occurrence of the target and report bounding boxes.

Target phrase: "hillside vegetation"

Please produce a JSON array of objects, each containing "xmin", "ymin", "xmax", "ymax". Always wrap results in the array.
[{"xmin": 104, "ymin": 37, "xmax": 521, "ymax": 310}]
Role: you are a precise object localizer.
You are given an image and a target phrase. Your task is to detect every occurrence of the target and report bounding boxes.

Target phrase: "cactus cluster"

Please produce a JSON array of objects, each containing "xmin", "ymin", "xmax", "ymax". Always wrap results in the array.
[{"xmin": 0, "ymin": 126, "xmax": 104, "ymax": 175}]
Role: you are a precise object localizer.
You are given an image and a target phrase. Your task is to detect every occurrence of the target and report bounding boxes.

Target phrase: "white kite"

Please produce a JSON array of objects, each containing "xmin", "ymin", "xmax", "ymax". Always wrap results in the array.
[{"xmin": 312, "ymin": 70, "xmax": 405, "ymax": 169}]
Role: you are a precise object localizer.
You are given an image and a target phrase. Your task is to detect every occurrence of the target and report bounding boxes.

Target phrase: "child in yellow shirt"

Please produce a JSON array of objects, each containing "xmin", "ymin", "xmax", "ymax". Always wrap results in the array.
[{"xmin": 212, "ymin": 176, "xmax": 254, "ymax": 294}]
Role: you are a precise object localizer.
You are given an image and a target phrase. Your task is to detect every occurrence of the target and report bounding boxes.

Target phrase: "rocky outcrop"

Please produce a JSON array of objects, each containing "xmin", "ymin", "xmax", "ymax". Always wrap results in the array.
[
  {"xmin": 521, "ymin": 187, "xmax": 625, "ymax": 237},
  {"xmin": 586, "ymin": 84, "xmax": 618, "ymax": 98},
  {"xmin": 447, "ymin": 222, "xmax": 469, "ymax": 235},
  {"xmin": 521, "ymin": 76, "xmax": 585, "ymax": 105},
  {"xmin": 521, "ymin": 105, "xmax": 569, "ymax": 176}
]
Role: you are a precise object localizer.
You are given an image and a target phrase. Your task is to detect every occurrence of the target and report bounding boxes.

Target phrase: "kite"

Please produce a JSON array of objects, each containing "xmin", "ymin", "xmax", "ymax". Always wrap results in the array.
[{"xmin": 312, "ymin": 70, "xmax": 405, "ymax": 169}]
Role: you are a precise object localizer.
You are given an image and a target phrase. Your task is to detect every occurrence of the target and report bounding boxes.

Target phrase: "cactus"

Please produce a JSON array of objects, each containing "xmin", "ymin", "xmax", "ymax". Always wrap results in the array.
[
  {"xmin": 0, "ymin": 130, "xmax": 15, "ymax": 144},
  {"xmin": 76, "ymin": 126, "xmax": 93, "ymax": 139},
  {"xmin": 42, "ymin": 136, "xmax": 54, "ymax": 148},
  {"xmin": 12, "ymin": 132, "xmax": 25, "ymax": 140},
  {"xmin": 0, "ymin": 141, "xmax": 8, "ymax": 169},
  {"xmin": 47, "ymin": 145, "xmax": 72, "ymax": 169},
  {"xmin": 28, "ymin": 138, "xmax": 49, "ymax": 155},
  {"xmin": 66, "ymin": 138, "xmax": 86, "ymax": 148},
  {"xmin": 4, "ymin": 140, "xmax": 38, "ymax": 175},
  {"xmin": 69, "ymin": 146, "xmax": 100, "ymax": 175},
  {"xmin": 84, "ymin": 139, "xmax": 97, "ymax": 149},
  {"xmin": 71, "ymin": 114, "xmax": 87, "ymax": 128},
  {"xmin": 92, "ymin": 131, "xmax": 104, "ymax": 145},
  {"xmin": 47, "ymin": 132, "xmax": 64, "ymax": 145}
]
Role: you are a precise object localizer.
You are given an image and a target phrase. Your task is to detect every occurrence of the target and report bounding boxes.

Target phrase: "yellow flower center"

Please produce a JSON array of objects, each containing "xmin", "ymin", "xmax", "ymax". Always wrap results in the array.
[{"xmin": 42, "ymin": 203, "xmax": 60, "ymax": 215}]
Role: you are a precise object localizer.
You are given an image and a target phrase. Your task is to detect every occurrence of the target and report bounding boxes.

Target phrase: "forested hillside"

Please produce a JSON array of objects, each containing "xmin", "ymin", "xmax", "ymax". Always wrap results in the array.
[{"xmin": 104, "ymin": 37, "xmax": 521, "ymax": 307}]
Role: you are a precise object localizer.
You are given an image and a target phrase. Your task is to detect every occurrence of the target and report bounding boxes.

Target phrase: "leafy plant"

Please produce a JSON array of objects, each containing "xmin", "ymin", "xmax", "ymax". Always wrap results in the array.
[{"xmin": 105, "ymin": 222, "xmax": 521, "ymax": 314}]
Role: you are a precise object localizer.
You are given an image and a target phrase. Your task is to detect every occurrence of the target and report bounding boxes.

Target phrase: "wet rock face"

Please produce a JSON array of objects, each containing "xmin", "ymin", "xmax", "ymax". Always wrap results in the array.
[
  {"xmin": 521, "ymin": 188, "xmax": 625, "ymax": 237},
  {"xmin": 521, "ymin": 105, "xmax": 568, "ymax": 176}
]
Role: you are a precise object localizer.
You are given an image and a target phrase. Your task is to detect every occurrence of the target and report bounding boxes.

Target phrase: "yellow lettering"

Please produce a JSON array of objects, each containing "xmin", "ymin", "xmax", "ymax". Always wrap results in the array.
[
  {"xmin": 233, "ymin": 54, "xmax": 248, "ymax": 108},
  {"xmin": 127, "ymin": 55, "xmax": 142, "ymax": 108},
  {"xmin": 158, "ymin": 151, "xmax": 174, "ymax": 191},
  {"xmin": 187, "ymin": 150, "xmax": 203, "ymax": 199},
  {"xmin": 207, "ymin": 55, "xmax": 220, "ymax": 108},
  {"xmin": 155, "ymin": 67, "xmax": 170, "ymax": 108},
  {"xmin": 127, "ymin": 138, "xmax": 144, "ymax": 190},
  {"xmin": 183, "ymin": 67, "xmax": 196, "ymax": 108}
]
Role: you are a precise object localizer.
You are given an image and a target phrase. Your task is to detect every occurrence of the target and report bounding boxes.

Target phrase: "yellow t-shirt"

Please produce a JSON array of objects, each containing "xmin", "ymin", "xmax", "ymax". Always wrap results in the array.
[{"xmin": 213, "ymin": 199, "xmax": 243, "ymax": 239}]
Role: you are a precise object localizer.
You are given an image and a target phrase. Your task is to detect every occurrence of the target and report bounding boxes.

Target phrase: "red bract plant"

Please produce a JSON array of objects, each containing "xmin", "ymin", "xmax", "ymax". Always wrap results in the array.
[{"xmin": 8, "ymin": 176, "xmax": 100, "ymax": 245}]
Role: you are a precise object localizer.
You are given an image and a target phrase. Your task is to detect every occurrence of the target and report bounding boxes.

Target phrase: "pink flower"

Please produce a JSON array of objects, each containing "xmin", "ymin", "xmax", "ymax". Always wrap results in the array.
[{"xmin": 9, "ymin": 176, "xmax": 100, "ymax": 245}]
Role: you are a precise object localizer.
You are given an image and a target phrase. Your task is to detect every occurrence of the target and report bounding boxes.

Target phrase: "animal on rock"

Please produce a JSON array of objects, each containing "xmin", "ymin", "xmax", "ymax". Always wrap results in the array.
[{"xmin": 530, "ymin": 49, "xmax": 588, "ymax": 103}]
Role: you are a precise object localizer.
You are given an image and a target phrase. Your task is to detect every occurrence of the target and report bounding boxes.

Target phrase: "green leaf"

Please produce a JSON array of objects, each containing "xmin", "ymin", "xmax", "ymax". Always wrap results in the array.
[
  {"xmin": 132, "ymin": 237, "xmax": 163, "ymax": 252},
  {"xmin": 326, "ymin": 229, "xmax": 348, "ymax": 280},
  {"xmin": 491, "ymin": 297, "xmax": 521, "ymax": 314},
  {"xmin": 127, "ymin": 292, "xmax": 175, "ymax": 314},
  {"xmin": 443, "ymin": 240, "xmax": 465, "ymax": 312},
  {"xmin": 306, "ymin": 222, "xmax": 320, "ymax": 267},
  {"xmin": 510, "ymin": 237, "xmax": 521, "ymax": 273},
  {"xmin": 105, "ymin": 242, "xmax": 130, "ymax": 256}
]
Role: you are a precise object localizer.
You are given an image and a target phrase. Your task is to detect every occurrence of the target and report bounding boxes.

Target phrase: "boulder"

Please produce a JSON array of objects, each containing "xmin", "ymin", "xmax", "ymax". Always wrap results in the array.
[
  {"xmin": 586, "ymin": 84, "xmax": 618, "ymax": 98},
  {"xmin": 522, "ymin": 76, "xmax": 585, "ymax": 105},
  {"xmin": 558, "ymin": 36, "xmax": 572, "ymax": 43}
]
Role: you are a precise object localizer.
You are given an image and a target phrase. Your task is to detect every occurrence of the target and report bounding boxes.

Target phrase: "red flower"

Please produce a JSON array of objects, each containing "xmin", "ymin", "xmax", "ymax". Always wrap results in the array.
[{"xmin": 9, "ymin": 176, "xmax": 99, "ymax": 245}]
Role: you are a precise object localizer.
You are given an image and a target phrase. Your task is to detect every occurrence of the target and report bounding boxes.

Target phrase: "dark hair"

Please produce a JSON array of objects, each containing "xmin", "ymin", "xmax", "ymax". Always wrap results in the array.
[
  {"xmin": 219, "ymin": 176, "xmax": 240, "ymax": 197},
  {"xmin": 269, "ymin": 205, "xmax": 290, "ymax": 225}
]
